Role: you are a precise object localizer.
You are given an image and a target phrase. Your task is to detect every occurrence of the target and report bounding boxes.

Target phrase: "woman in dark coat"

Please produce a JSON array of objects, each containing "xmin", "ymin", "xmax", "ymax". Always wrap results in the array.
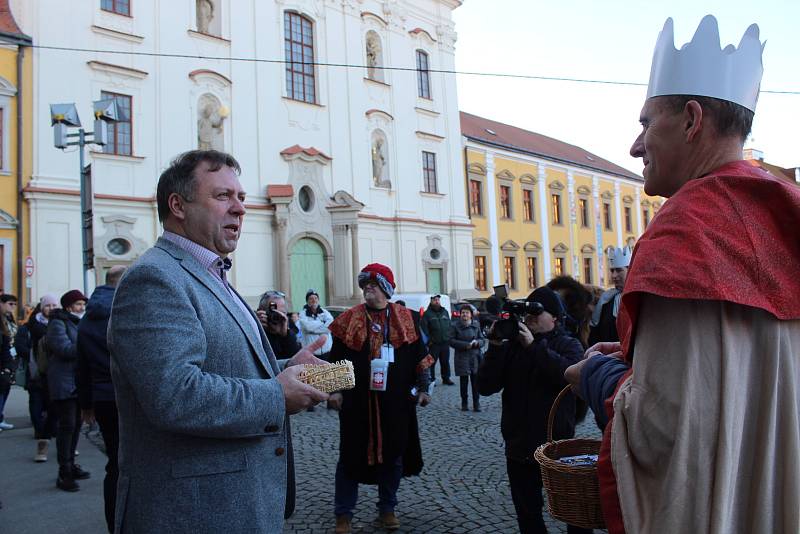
[
  {"xmin": 46, "ymin": 289, "xmax": 90, "ymax": 492},
  {"xmin": 450, "ymin": 306, "xmax": 484, "ymax": 412},
  {"xmin": 0, "ymin": 294, "xmax": 19, "ymax": 431}
]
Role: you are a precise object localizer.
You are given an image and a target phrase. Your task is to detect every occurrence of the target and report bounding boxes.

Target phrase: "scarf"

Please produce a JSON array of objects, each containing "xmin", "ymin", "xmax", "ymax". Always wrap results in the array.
[{"xmin": 329, "ymin": 302, "xmax": 419, "ymax": 465}]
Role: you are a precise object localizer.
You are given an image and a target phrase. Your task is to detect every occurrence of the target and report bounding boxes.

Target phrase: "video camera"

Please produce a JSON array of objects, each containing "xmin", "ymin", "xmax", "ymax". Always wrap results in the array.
[{"xmin": 488, "ymin": 284, "xmax": 544, "ymax": 340}]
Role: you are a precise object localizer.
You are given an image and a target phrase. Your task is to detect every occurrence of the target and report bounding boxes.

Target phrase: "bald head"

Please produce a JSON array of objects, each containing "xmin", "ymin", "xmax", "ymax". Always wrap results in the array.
[{"xmin": 106, "ymin": 265, "xmax": 127, "ymax": 287}]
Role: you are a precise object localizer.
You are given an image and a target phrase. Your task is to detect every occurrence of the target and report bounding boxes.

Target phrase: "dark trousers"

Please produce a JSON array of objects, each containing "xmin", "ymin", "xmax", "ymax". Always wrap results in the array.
[
  {"xmin": 334, "ymin": 458, "xmax": 403, "ymax": 518},
  {"xmin": 506, "ymin": 457, "xmax": 592, "ymax": 534},
  {"xmin": 94, "ymin": 401, "xmax": 119, "ymax": 533},
  {"xmin": 28, "ymin": 382, "xmax": 58, "ymax": 439},
  {"xmin": 459, "ymin": 375, "xmax": 479, "ymax": 403},
  {"xmin": 428, "ymin": 343, "xmax": 451, "ymax": 381},
  {"xmin": 53, "ymin": 399, "xmax": 81, "ymax": 469}
]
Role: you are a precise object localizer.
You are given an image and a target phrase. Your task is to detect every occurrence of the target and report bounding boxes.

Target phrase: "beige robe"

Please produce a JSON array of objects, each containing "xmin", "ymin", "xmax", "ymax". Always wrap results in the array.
[{"xmin": 611, "ymin": 295, "xmax": 800, "ymax": 533}]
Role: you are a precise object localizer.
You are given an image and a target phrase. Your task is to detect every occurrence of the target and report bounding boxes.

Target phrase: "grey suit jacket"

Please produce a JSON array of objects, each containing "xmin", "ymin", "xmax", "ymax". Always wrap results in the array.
[{"xmin": 109, "ymin": 237, "xmax": 291, "ymax": 533}]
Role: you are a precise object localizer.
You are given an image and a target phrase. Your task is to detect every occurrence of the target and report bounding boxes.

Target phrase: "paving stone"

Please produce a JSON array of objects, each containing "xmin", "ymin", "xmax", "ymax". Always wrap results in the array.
[{"xmin": 285, "ymin": 352, "xmax": 605, "ymax": 533}]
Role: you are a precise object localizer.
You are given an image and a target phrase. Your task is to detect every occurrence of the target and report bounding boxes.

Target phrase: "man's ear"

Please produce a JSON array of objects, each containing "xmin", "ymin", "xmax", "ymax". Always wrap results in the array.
[
  {"xmin": 683, "ymin": 100, "xmax": 704, "ymax": 142},
  {"xmin": 167, "ymin": 193, "xmax": 188, "ymax": 221}
]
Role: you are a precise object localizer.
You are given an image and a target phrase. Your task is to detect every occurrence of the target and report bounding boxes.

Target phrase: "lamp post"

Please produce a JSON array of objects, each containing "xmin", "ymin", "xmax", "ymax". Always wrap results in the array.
[{"xmin": 49, "ymin": 99, "xmax": 120, "ymax": 295}]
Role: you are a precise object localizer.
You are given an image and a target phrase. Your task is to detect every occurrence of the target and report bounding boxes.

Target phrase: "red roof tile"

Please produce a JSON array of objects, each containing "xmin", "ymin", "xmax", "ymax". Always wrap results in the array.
[
  {"xmin": 460, "ymin": 111, "xmax": 641, "ymax": 181},
  {"xmin": 280, "ymin": 144, "xmax": 331, "ymax": 160},
  {"xmin": 266, "ymin": 184, "xmax": 294, "ymax": 198},
  {"xmin": 744, "ymin": 158, "xmax": 798, "ymax": 185},
  {"xmin": 0, "ymin": 0, "xmax": 31, "ymax": 43}
]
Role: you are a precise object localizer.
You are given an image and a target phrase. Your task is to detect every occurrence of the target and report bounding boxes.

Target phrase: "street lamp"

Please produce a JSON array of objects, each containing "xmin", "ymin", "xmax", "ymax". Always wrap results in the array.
[{"xmin": 50, "ymin": 99, "xmax": 120, "ymax": 294}]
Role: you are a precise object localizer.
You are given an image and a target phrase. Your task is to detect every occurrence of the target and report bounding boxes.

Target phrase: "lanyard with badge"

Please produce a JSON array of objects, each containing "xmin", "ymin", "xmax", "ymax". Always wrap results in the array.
[{"xmin": 369, "ymin": 307, "xmax": 394, "ymax": 391}]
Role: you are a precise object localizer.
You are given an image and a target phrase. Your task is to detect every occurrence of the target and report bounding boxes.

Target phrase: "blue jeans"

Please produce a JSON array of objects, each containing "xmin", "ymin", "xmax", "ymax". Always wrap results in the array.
[
  {"xmin": 0, "ymin": 387, "xmax": 8, "ymax": 422},
  {"xmin": 334, "ymin": 458, "xmax": 402, "ymax": 518}
]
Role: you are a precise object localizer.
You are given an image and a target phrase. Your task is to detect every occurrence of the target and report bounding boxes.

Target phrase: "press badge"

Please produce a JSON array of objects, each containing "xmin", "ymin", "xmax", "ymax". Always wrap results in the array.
[
  {"xmin": 380, "ymin": 345, "xmax": 395, "ymax": 363},
  {"xmin": 370, "ymin": 358, "xmax": 389, "ymax": 391}
]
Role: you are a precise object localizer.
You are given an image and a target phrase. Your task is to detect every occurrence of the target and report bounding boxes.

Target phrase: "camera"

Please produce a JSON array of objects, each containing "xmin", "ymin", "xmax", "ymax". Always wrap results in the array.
[
  {"xmin": 489, "ymin": 285, "xmax": 545, "ymax": 340},
  {"xmin": 266, "ymin": 301, "xmax": 285, "ymax": 324}
]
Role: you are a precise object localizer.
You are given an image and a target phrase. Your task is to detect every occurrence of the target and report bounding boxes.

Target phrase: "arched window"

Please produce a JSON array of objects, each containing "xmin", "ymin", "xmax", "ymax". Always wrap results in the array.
[
  {"xmin": 416, "ymin": 50, "xmax": 431, "ymax": 99},
  {"xmin": 284, "ymin": 12, "xmax": 316, "ymax": 103}
]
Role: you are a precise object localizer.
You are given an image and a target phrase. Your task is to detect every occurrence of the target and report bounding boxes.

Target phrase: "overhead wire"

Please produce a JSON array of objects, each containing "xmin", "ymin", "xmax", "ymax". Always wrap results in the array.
[{"xmin": 30, "ymin": 44, "xmax": 798, "ymax": 95}]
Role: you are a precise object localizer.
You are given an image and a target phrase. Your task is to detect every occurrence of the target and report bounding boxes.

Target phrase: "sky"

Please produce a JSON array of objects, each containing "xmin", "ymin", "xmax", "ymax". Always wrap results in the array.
[{"xmin": 452, "ymin": 0, "xmax": 800, "ymax": 175}]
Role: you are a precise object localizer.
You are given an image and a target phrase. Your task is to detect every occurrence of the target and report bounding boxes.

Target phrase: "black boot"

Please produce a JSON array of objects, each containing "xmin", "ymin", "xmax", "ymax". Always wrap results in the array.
[
  {"xmin": 72, "ymin": 464, "xmax": 91, "ymax": 480},
  {"xmin": 57, "ymin": 465, "xmax": 80, "ymax": 492},
  {"xmin": 461, "ymin": 398, "xmax": 468, "ymax": 411},
  {"xmin": 473, "ymin": 399, "xmax": 481, "ymax": 412}
]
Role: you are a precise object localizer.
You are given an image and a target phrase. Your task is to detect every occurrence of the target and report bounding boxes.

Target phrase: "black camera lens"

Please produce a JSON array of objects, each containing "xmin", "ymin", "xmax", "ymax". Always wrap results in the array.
[{"xmin": 524, "ymin": 301, "xmax": 544, "ymax": 316}]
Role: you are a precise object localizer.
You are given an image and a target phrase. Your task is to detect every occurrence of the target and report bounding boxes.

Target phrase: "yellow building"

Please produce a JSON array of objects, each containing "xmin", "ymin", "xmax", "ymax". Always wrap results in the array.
[
  {"xmin": 0, "ymin": 2, "xmax": 32, "ymax": 303},
  {"xmin": 461, "ymin": 111, "xmax": 662, "ymax": 299}
]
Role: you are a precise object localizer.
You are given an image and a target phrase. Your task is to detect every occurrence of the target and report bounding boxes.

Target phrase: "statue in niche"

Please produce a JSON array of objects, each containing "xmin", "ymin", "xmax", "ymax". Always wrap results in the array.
[
  {"xmin": 366, "ymin": 33, "xmax": 383, "ymax": 81},
  {"xmin": 371, "ymin": 136, "xmax": 390, "ymax": 188},
  {"xmin": 197, "ymin": 94, "xmax": 226, "ymax": 151},
  {"xmin": 197, "ymin": 0, "xmax": 214, "ymax": 34}
]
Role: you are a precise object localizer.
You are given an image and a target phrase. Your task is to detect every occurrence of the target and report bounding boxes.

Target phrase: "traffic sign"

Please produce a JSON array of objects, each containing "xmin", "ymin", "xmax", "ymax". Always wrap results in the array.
[{"xmin": 24, "ymin": 256, "xmax": 34, "ymax": 277}]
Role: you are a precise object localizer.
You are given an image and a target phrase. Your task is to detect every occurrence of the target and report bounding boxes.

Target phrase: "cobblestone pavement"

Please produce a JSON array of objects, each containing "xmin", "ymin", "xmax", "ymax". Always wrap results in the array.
[{"xmin": 286, "ymin": 354, "xmax": 604, "ymax": 534}]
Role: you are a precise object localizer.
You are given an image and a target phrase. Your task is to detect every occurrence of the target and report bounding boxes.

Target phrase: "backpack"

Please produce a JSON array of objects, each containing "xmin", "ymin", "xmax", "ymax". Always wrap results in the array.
[{"xmin": 35, "ymin": 336, "xmax": 51, "ymax": 376}]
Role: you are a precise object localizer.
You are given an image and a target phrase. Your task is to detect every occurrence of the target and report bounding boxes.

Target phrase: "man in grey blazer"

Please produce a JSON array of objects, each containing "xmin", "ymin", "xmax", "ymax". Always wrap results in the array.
[{"xmin": 108, "ymin": 150, "xmax": 328, "ymax": 533}]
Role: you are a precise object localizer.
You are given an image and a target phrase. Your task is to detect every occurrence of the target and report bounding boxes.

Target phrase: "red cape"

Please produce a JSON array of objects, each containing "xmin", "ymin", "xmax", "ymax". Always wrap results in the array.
[{"xmin": 599, "ymin": 161, "xmax": 800, "ymax": 533}]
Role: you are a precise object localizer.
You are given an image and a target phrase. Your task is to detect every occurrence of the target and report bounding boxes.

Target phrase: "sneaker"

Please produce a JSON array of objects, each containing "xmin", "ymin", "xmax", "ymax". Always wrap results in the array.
[
  {"xmin": 34, "ymin": 440, "xmax": 48, "ymax": 462},
  {"xmin": 72, "ymin": 464, "xmax": 91, "ymax": 480},
  {"xmin": 0, "ymin": 421, "xmax": 14, "ymax": 430},
  {"xmin": 335, "ymin": 515, "xmax": 352, "ymax": 534},
  {"xmin": 378, "ymin": 511, "xmax": 400, "ymax": 530},
  {"xmin": 442, "ymin": 379, "xmax": 455, "ymax": 385}
]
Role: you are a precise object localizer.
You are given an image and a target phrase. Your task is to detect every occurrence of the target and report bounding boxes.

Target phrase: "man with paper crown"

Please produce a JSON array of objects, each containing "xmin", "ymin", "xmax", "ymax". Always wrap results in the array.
[
  {"xmin": 565, "ymin": 15, "xmax": 800, "ymax": 534},
  {"xmin": 587, "ymin": 246, "xmax": 631, "ymax": 346}
]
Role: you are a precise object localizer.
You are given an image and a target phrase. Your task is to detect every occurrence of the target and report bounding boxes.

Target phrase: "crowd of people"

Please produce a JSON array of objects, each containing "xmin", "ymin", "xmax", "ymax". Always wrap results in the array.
[{"xmin": 1, "ymin": 13, "xmax": 798, "ymax": 534}]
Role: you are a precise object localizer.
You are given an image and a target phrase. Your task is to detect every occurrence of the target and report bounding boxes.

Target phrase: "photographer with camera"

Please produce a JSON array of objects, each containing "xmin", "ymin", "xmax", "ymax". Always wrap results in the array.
[
  {"xmin": 477, "ymin": 286, "xmax": 589, "ymax": 534},
  {"xmin": 257, "ymin": 290, "xmax": 301, "ymax": 359}
]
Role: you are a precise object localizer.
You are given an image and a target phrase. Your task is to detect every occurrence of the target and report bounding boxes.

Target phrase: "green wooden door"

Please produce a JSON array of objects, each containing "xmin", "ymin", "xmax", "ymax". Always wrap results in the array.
[
  {"xmin": 290, "ymin": 238, "xmax": 326, "ymax": 312},
  {"xmin": 426, "ymin": 268, "xmax": 443, "ymax": 294}
]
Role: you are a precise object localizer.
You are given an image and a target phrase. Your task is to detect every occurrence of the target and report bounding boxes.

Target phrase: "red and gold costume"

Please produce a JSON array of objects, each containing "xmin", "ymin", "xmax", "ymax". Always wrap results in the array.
[{"xmin": 599, "ymin": 162, "xmax": 800, "ymax": 533}]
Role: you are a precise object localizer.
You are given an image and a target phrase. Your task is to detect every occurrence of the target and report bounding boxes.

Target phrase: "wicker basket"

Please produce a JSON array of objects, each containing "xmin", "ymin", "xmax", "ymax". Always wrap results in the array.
[{"xmin": 533, "ymin": 385, "xmax": 605, "ymax": 529}]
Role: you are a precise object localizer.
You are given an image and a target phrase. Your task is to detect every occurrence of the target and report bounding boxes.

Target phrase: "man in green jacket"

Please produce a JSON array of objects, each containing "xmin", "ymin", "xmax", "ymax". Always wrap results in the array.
[{"xmin": 419, "ymin": 295, "xmax": 454, "ymax": 385}]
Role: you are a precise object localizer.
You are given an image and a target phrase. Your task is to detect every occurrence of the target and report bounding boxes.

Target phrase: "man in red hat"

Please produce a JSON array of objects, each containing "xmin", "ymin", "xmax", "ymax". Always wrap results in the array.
[{"xmin": 326, "ymin": 263, "xmax": 433, "ymax": 534}]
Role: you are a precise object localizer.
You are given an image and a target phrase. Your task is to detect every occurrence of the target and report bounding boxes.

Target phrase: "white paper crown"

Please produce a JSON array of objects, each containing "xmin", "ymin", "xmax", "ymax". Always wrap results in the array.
[
  {"xmin": 646, "ymin": 15, "xmax": 765, "ymax": 112},
  {"xmin": 608, "ymin": 246, "xmax": 632, "ymax": 269}
]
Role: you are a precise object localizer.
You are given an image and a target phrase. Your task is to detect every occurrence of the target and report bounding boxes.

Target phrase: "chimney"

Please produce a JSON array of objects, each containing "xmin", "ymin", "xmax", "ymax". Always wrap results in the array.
[{"xmin": 743, "ymin": 148, "xmax": 764, "ymax": 161}]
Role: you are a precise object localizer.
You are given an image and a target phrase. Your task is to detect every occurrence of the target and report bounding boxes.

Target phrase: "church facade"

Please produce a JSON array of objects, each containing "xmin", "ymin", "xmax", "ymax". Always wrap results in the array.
[{"xmin": 17, "ymin": 0, "xmax": 472, "ymax": 309}]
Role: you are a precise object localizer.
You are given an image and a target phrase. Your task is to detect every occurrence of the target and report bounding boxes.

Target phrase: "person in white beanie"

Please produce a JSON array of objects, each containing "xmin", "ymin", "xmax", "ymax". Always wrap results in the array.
[
  {"xmin": 587, "ymin": 246, "xmax": 631, "ymax": 346},
  {"xmin": 299, "ymin": 289, "xmax": 334, "ymax": 359}
]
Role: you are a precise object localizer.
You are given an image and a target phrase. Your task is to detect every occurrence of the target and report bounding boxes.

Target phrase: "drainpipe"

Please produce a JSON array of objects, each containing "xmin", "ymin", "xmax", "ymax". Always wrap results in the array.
[
  {"xmin": 15, "ymin": 45, "xmax": 24, "ymax": 318},
  {"xmin": 463, "ymin": 145, "xmax": 471, "ymax": 218}
]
